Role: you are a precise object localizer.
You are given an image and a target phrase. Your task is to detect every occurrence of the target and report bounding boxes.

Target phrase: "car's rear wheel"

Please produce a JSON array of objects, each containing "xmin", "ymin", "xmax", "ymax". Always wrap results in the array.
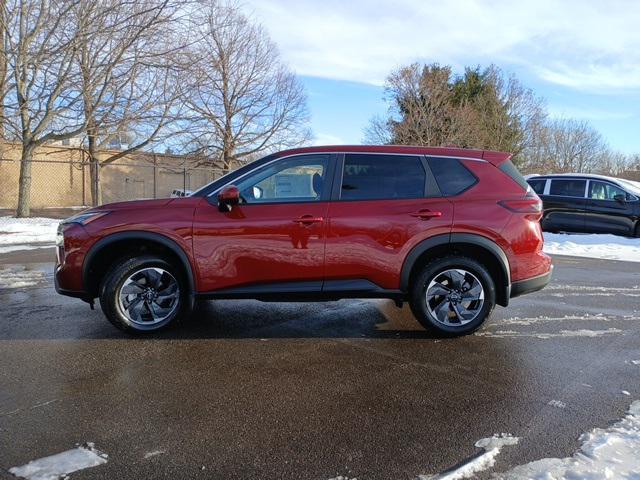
[
  {"xmin": 410, "ymin": 256, "xmax": 496, "ymax": 336},
  {"xmin": 100, "ymin": 255, "xmax": 187, "ymax": 333}
]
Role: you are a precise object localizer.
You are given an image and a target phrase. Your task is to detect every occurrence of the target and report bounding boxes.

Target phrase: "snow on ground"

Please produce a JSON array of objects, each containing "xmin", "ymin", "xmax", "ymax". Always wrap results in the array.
[
  {"xmin": 0, "ymin": 216, "xmax": 59, "ymax": 253},
  {"xmin": 419, "ymin": 434, "xmax": 519, "ymax": 480},
  {"xmin": 496, "ymin": 400, "xmax": 640, "ymax": 479},
  {"xmin": 543, "ymin": 232, "xmax": 640, "ymax": 262},
  {"xmin": 0, "ymin": 266, "xmax": 47, "ymax": 289},
  {"xmin": 9, "ymin": 443, "xmax": 107, "ymax": 480}
]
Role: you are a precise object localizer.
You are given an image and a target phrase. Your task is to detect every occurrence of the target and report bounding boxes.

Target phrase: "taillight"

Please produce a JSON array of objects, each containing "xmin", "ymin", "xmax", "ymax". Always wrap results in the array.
[
  {"xmin": 498, "ymin": 193, "xmax": 543, "ymax": 220},
  {"xmin": 498, "ymin": 198, "xmax": 542, "ymax": 213}
]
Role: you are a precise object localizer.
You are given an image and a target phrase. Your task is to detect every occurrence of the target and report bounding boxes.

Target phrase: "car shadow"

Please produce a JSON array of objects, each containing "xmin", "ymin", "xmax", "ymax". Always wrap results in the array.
[{"xmin": 157, "ymin": 298, "xmax": 443, "ymax": 340}]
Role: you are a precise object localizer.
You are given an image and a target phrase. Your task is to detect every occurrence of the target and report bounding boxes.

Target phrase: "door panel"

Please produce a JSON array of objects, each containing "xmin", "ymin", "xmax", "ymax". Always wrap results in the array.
[
  {"xmin": 540, "ymin": 195, "xmax": 587, "ymax": 232},
  {"xmin": 192, "ymin": 153, "xmax": 335, "ymax": 293},
  {"xmin": 324, "ymin": 198, "xmax": 453, "ymax": 290},
  {"xmin": 193, "ymin": 201, "xmax": 329, "ymax": 292},
  {"xmin": 584, "ymin": 181, "xmax": 636, "ymax": 235},
  {"xmin": 584, "ymin": 200, "xmax": 635, "ymax": 234}
]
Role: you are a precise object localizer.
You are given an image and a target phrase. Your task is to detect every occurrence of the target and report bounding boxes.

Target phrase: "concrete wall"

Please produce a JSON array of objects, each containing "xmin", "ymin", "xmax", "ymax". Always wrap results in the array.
[{"xmin": 0, "ymin": 142, "xmax": 218, "ymax": 209}]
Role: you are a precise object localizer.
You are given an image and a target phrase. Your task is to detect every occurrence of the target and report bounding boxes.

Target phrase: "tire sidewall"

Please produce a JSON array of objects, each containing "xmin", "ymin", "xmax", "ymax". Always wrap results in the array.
[
  {"xmin": 410, "ymin": 256, "xmax": 496, "ymax": 336},
  {"xmin": 100, "ymin": 256, "xmax": 186, "ymax": 334}
]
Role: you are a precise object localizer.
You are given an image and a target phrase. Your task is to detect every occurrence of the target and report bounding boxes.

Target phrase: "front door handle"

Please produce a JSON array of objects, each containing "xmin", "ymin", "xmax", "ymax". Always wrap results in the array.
[
  {"xmin": 293, "ymin": 215, "xmax": 324, "ymax": 225},
  {"xmin": 410, "ymin": 210, "xmax": 442, "ymax": 220}
]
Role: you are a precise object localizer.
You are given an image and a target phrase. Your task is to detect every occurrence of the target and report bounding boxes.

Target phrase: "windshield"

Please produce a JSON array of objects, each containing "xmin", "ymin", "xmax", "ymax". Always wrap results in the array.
[{"xmin": 617, "ymin": 179, "xmax": 640, "ymax": 196}]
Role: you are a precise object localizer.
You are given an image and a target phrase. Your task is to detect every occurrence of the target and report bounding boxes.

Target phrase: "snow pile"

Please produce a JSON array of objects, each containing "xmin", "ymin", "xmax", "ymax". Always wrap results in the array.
[
  {"xmin": 0, "ymin": 266, "xmax": 47, "ymax": 289},
  {"xmin": 543, "ymin": 232, "xmax": 640, "ymax": 263},
  {"xmin": 419, "ymin": 434, "xmax": 519, "ymax": 480},
  {"xmin": 0, "ymin": 216, "xmax": 59, "ymax": 253},
  {"xmin": 497, "ymin": 401, "xmax": 640, "ymax": 479},
  {"xmin": 9, "ymin": 443, "xmax": 107, "ymax": 480}
]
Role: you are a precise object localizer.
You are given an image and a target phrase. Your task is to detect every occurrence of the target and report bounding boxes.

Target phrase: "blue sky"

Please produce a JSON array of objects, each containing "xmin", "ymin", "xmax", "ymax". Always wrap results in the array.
[{"xmin": 248, "ymin": 0, "xmax": 640, "ymax": 154}]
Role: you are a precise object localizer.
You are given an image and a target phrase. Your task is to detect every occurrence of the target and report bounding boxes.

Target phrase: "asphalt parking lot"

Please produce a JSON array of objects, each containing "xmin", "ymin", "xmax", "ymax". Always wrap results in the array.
[{"xmin": 1, "ymin": 251, "xmax": 639, "ymax": 479}]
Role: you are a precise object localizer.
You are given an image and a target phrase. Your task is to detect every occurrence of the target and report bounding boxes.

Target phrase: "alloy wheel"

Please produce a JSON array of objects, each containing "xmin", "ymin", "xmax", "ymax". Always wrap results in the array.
[
  {"xmin": 117, "ymin": 267, "xmax": 180, "ymax": 327},
  {"xmin": 425, "ymin": 268, "xmax": 485, "ymax": 327}
]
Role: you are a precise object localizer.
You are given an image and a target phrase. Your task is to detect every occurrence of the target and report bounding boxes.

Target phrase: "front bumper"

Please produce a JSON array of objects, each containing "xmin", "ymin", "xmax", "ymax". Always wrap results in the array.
[{"xmin": 510, "ymin": 267, "xmax": 553, "ymax": 298}]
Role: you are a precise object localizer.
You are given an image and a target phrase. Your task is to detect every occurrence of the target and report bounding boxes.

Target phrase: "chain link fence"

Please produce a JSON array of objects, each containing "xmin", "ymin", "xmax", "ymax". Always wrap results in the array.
[{"xmin": 0, "ymin": 151, "xmax": 229, "ymax": 211}]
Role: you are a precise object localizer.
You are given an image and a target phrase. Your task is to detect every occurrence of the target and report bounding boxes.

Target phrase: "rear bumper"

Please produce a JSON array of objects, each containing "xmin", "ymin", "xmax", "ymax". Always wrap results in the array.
[{"xmin": 510, "ymin": 267, "xmax": 552, "ymax": 298}]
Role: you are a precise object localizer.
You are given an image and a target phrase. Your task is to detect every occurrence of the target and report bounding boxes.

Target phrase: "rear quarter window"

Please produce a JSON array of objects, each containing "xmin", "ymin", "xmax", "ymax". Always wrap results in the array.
[{"xmin": 427, "ymin": 157, "xmax": 477, "ymax": 196}]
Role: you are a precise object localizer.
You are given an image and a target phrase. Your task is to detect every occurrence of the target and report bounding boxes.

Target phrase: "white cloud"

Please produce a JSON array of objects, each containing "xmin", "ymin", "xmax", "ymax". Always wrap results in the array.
[{"xmin": 247, "ymin": 0, "xmax": 640, "ymax": 92}]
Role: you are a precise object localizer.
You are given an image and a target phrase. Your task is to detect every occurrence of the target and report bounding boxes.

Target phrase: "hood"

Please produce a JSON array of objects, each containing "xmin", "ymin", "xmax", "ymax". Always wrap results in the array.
[{"xmin": 92, "ymin": 198, "xmax": 174, "ymax": 211}]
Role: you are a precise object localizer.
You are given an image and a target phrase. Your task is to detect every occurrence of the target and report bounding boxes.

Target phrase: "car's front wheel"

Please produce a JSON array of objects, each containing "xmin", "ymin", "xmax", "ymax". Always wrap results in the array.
[
  {"xmin": 99, "ymin": 255, "xmax": 187, "ymax": 333},
  {"xmin": 410, "ymin": 256, "xmax": 496, "ymax": 336}
]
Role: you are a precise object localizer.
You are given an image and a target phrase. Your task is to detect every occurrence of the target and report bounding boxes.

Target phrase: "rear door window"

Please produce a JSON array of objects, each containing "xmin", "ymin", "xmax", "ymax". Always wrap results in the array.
[
  {"xmin": 549, "ymin": 179, "xmax": 586, "ymax": 197},
  {"xmin": 340, "ymin": 154, "xmax": 426, "ymax": 200}
]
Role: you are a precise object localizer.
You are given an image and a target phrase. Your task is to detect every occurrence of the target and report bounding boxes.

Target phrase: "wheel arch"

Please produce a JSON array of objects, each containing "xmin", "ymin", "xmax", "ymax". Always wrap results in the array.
[
  {"xmin": 400, "ymin": 233, "xmax": 511, "ymax": 307},
  {"xmin": 82, "ymin": 231, "xmax": 196, "ymax": 299}
]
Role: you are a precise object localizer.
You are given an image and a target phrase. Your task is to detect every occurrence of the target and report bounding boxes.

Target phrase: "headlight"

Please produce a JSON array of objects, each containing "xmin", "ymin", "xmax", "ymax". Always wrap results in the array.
[
  {"xmin": 63, "ymin": 211, "xmax": 110, "ymax": 226},
  {"xmin": 56, "ymin": 223, "xmax": 65, "ymax": 247}
]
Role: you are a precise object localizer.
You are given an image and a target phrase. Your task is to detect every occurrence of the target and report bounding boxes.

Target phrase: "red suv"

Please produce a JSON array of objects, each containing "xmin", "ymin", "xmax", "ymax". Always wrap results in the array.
[{"xmin": 55, "ymin": 145, "xmax": 552, "ymax": 336}]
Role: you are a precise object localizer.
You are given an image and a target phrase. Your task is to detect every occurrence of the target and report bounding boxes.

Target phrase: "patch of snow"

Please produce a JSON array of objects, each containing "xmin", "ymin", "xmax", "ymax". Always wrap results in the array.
[
  {"xmin": 0, "ymin": 244, "xmax": 54, "ymax": 254},
  {"xmin": 0, "ymin": 266, "xmax": 47, "ymax": 289},
  {"xmin": 631, "ymin": 360, "xmax": 640, "ymax": 365},
  {"xmin": 0, "ymin": 216, "xmax": 59, "ymax": 246},
  {"xmin": 9, "ymin": 443, "xmax": 107, "ymax": 480},
  {"xmin": 419, "ymin": 434, "xmax": 519, "ymax": 480},
  {"xmin": 143, "ymin": 450, "xmax": 164, "ymax": 459},
  {"xmin": 622, "ymin": 390, "xmax": 631, "ymax": 396},
  {"xmin": 543, "ymin": 232, "xmax": 640, "ymax": 263},
  {"xmin": 477, "ymin": 328, "xmax": 623, "ymax": 339},
  {"xmin": 548, "ymin": 400, "xmax": 567, "ymax": 409},
  {"xmin": 496, "ymin": 401, "xmax": 640, "ymax": 480}
]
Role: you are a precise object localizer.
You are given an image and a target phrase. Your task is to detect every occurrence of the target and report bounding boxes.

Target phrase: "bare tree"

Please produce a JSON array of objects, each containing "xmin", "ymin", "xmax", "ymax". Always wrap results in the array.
[
  {"xmin": 178, "ymin": 0, "xmax": 310, "ymax": 173},
  {"xmin": 72, "ymin": 0, "xmax": 185, "ymax": 206},
  {"xmin": 522, "ymin": 118, "xmax": 610, "ymax": 174},
  {"xmin": 2, "ymin": 0, "xmax": 85, "ymax": 217}
]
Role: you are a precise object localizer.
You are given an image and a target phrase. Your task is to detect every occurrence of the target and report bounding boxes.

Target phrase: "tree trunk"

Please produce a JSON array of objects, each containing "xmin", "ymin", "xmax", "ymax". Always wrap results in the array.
[
  {"xmin": 16, "ymin": 144, "xmax": 34, "ymax": 217},
  {"xmin": 87, "ymin": 126, "xmax": 102, "ymax": 206},
  {"xmin": 89, "ymin": 158, "xmax": 101, "ymax": 206}
]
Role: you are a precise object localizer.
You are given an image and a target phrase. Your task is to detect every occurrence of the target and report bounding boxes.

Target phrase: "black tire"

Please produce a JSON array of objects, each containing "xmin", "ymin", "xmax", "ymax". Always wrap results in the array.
[
  {"xmin": 409, "ymin": 255, "xmax": 496, "ymax": 336},
  {"xmin": 99, "ymin": 255, "xmax": 188, "ymax": 334},
  {"xmin": 635, "ymin": 222, "xmax": 640, "ymax": 238}
]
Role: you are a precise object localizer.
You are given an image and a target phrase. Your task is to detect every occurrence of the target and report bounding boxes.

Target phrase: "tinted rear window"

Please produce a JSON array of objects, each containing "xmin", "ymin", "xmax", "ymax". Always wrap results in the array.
[
  {"xmin": 549, "ymin": 179, "xmax": 586, "ymax": 197},
  {"xmin": 499, "ymin": 161, "xmax": 529, "ymax": 191},
  {"xmin": 527, "ymin": 178, "xmax": 546, "ymax": 194},
  {"xmin": 427, "ymin": 157, "xmax": 477, "ymax": 196},
  {"xmin": 340, "ymin": 154, "xmax": 426, "ymax": 200}
]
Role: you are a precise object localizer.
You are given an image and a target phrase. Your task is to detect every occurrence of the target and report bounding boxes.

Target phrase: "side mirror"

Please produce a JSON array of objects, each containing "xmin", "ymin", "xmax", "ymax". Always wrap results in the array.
[
  {"xmin": 613, "ymin": 194, "xmax": 626, "ymax": 204},
  {"xmin": 218, "ymin": 185, "xmax": 240, "ymax": 212}
]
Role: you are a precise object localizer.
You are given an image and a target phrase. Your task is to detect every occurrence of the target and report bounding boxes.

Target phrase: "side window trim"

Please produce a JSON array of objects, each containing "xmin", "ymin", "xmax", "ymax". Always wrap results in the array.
[{"xmin": 420, "ymin": 156, "xmax": 442, "ymax": 198}]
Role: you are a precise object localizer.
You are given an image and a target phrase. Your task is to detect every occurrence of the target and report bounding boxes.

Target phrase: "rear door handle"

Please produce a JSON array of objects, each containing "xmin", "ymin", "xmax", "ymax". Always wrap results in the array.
[
  {"xmin": 293, "ymin": 215, "xmax": 324, "ymax": 225},
  {"xmin": 410, "ymin": 210, "xmax": 442, "ymax": 220}
]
